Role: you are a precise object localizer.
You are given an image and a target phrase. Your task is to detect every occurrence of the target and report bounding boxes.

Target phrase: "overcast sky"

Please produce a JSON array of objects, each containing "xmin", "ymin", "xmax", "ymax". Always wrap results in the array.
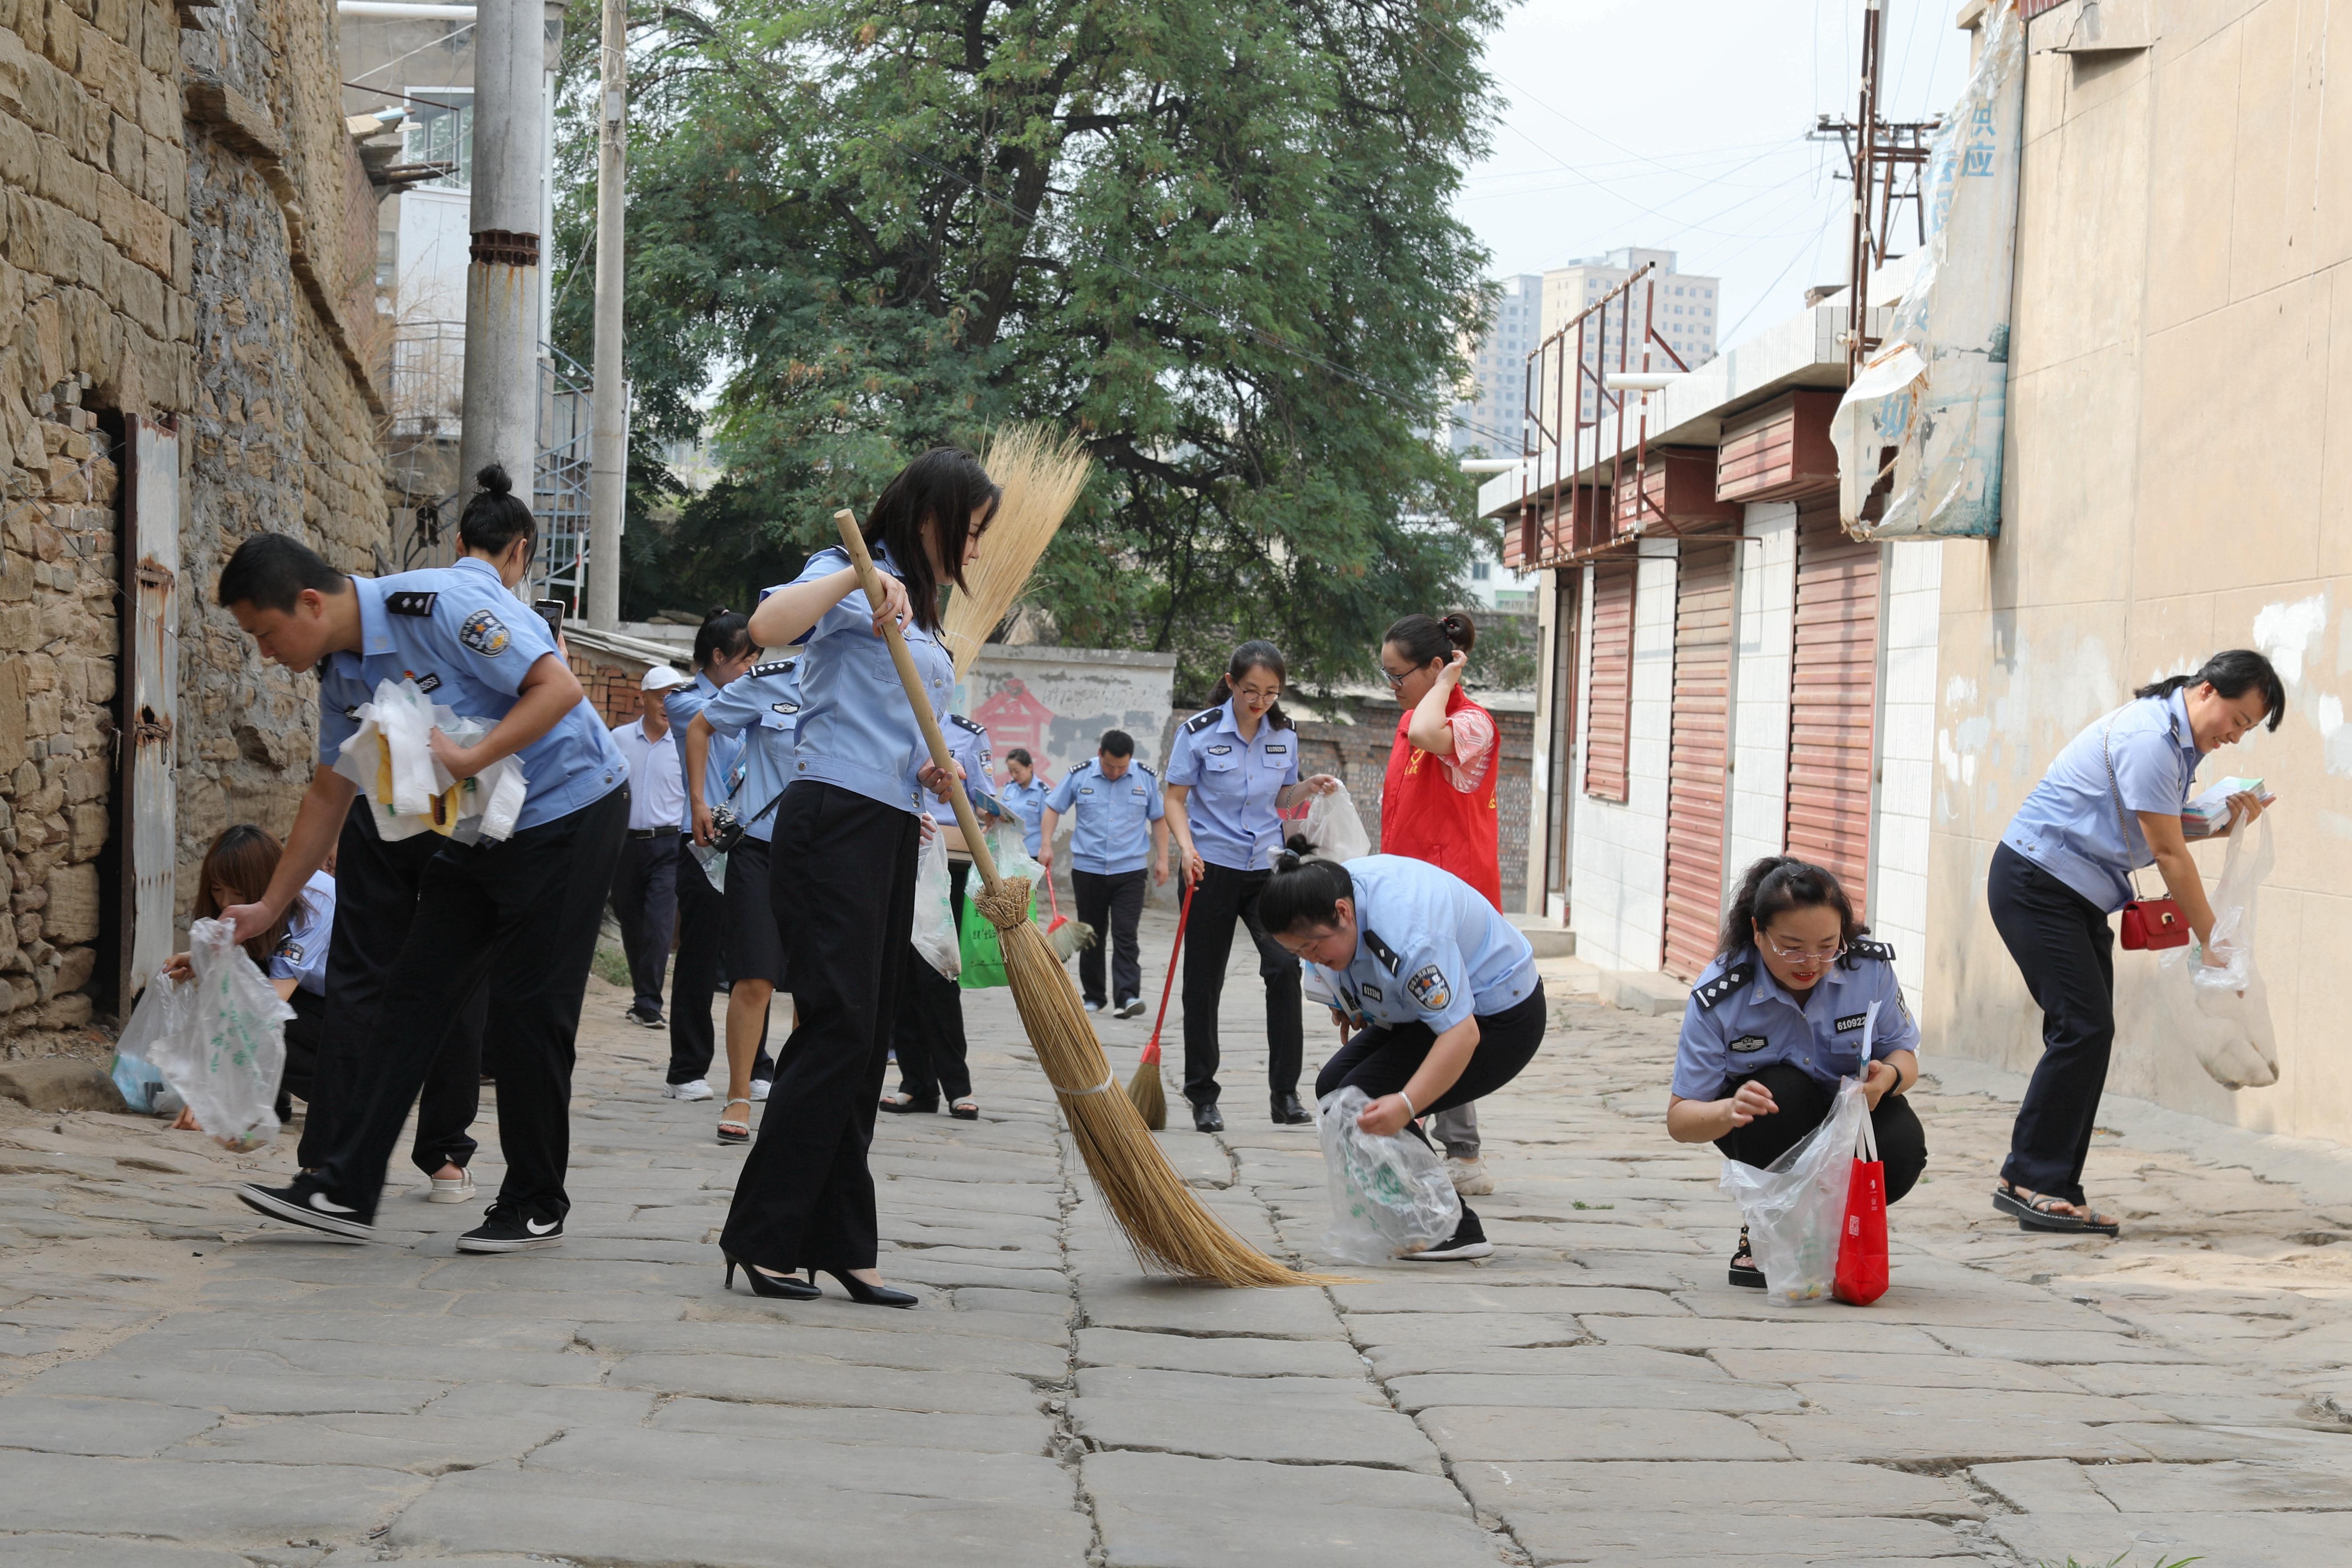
[{"xmin": 1456, "ymin": 0, "xmax": 1974, "ymax": 350}]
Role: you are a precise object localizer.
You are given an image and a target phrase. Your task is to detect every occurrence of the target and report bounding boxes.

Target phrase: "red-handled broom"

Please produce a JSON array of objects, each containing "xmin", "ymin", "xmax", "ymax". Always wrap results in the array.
[{"xmin": 1125, "ymin": 879, "xmax": 1193, "ymax": 1131}]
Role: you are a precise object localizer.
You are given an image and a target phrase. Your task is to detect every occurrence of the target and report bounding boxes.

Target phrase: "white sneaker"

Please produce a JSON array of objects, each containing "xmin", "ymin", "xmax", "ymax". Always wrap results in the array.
[
  {"xmin": 427, "ymin": 1169, "xmax": 476, "ymax": 1204},
  {"xmin": 1445, "ymin": 1157, "xmax": 1495, "ymax": 1196},
  {"xmin": 665, "ymin": 1079, "xmax": 714, "ymax": 1101},
  {"xmin": 749, "ymin": 1078, "xmax": 771, "ymax": 1102}
]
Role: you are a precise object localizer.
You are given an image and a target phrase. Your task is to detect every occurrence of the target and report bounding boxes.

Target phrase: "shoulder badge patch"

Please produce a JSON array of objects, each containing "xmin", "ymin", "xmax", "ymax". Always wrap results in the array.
[
  {"xmin": 749, "ymin": 659, "xmax": 797, "ymax": 678},
  {"xmin": 385, "ymin": 590, "xmax": 437, "ymax": 617},
  {"xmin": 1406, "ymin": 964, "xmax": 1451, "ymax": 1011},
  {"xmin": 275, "ymin": 939, "xmax": 303, "ymax": 963},
  {"xmin": 1728, "ymin": 1033, "xmax": 1767, "ymax": 1053},
  {"xmin": 1183, "ymin": 708, "xmax": 1221, "ymax": 734},
  {"xmin": 1850, "ymin": 938, "xmax": 1895, "ymax": 963},
  {"xmin": 458, "ymin": 608, "xmax": 510, "ymax": 657},
  {"xmin": 1362, "ymin": 929, "xmax": 1403, "ymax": 974},
  {"xmin": 1693, "ymin": 961, "xmax": 1754, "ymax": 1011}
]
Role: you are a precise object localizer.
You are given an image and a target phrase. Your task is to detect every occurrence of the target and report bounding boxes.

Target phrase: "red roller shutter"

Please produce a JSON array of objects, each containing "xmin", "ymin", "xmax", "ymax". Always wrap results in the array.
[
  {"xmin": 1582, "ymin": 562, "xmax": 1635, "ymax": 802},
  {"xmin": 1662, "ymin": 542, "xmax": 1735, "ymax": 979},
  {"xmin": 1786, "ymin": 499, "xmax": 1881, "ymax": 921}
]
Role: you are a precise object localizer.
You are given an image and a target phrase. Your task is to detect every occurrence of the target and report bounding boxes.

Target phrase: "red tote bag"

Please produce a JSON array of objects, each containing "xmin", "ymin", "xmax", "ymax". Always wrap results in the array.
[{"xmin": 1834, "ymin": 1102, "xmax": 1889, "ymax": 1306}]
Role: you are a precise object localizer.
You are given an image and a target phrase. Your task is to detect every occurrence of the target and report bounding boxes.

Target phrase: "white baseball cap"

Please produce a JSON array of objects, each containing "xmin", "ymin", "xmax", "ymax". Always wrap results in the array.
[{"xmin": 641, "ymin": 665, "xmax": 690, "ymax": 693}]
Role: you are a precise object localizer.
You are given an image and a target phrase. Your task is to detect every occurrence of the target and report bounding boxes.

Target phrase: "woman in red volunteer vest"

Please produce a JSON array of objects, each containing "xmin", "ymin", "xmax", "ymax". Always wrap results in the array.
[{"xmin": 1375, "ymin": 612, "xmax": 1501, "ymax": 1193}]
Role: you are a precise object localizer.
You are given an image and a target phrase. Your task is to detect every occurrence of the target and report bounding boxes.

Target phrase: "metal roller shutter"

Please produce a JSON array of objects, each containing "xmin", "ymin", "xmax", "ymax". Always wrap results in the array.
[
  {"xmin": 1662, "ymin": 541, "xmax": 1735, "ymax": 979},
  {"xmin": 1785, "ymin": 499, "xmax": 1881, "ymax": 921},
  {"xmin": 1582, "ymin": 562, "xmax": 1635, "ymax": 802}
]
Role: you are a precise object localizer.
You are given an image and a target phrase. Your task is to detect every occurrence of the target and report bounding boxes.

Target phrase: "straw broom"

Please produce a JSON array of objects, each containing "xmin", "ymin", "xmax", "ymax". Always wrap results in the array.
[
  {"xmin": 1125, "ymin": 879, "xmax": 1193, "ymax": 1131},
  {"xmin": 836, "ymin": 509, "xmax": 1329, "ymax": 1288},
  {"xmin": 942, "ymin": 424, "xmax": 1094, "ymax": 680}
]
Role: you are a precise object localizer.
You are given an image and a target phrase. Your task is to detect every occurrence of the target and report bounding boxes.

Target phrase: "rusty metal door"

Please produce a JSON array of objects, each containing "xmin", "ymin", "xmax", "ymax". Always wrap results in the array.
[
  {"xmin": 1785, "ymin": 498, "xmax": 1880, "ymax": 921},
  {"xmin": 117, "ymin": 414, "xmax": 179, "ymax": 1000},
  {"xmin": 1663, "ymin": 541, "xmax": 1736, "ymax": 978},
  {"xmin": 1581, "ymin": 561, "xmax": 1635, "ymax": 802}
]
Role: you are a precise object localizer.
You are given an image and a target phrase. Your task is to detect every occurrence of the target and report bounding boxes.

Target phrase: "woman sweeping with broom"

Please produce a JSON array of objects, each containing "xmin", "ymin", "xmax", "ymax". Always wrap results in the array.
[{"xmin": 721, "ymin": 448, "xmax": 999, "ymax": 1308}]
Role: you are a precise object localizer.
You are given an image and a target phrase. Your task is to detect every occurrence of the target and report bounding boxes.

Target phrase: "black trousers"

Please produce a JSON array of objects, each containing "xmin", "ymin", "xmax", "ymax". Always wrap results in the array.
[
  {"xmin": 297, "ymin": 803, "xmax": 487, "ymax": 1177},
  {"xmin": 275, "ymin": 986, "xmax": 323, "ymax": 1126},
  {"xmin": 1315, "ymin": 984, "xmax": 1547, "ymax": 1146},
  {"xmin": 722, "ymin": 783, "xmax": 917, "ymax": 1273},
  {"xmin": 1988, "ymin": 842, "xmax": 2115, "ymax": 1205},
  {"xmin": 609, "ymin": 831, "xmax": 680, "ymax": 1018},
  {"xmin": 894, "ymin": 857, "xmax": 972, "ymax": 1102},
  {"xmin": 1073, "ymin": 867, "xmax": 1147, "ymax": 1006},
  {"xmin": 1181, "ymin": 862, "xmax": 1304, "ymax": 1106},
  {"xmin": 667, "ymin": 839, "xmax": 774, "ymax": 1086},
  {"xmin": 316, "ymin": 785, "xmax": 628, "ymax": 1224},
  {"xmin": 1714, "ymin": 1062, "xmax": 1928, "ymax": 1205}
]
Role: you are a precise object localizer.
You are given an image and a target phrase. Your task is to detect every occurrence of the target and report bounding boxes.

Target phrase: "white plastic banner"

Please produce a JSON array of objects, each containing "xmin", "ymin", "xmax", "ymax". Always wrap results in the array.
[{"xmin": 1832, "ymin": 0, "xmax": 2025, "ymax": 540}]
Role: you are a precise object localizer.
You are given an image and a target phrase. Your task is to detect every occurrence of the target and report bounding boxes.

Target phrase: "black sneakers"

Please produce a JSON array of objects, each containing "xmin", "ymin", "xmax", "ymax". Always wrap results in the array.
[
  {"xmin": 1404, "ymin": 1206, "xmax": 1494, "ymax": 1262},
  {"xmin": 456, "ymin": 1209, "xmax": 565, "ymax": 1253},
  {"xmin": 237, "ymin": 1177, "xmax": 378, "ymax": 1242}
]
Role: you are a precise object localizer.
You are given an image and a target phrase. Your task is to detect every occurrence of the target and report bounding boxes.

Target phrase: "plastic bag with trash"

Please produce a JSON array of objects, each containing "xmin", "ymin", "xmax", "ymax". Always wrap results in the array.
[
  {"xmin": 1317, "ymin": 1085, "xmax": 1462, "ymax": 1263},
  {"xmin": 1719, "ymin": 1009, "xmax": 1880, "ymax": 1304},
  {"xmin": 111, "ymin": 974, "xmax": 186, "ymax": 1114},
  {"xmin": 331, "ymin": 678, "xmax": 529, "ymax": 844},
  {"xmin": 687, "ymin": 840, "xmax": 727, "ymax": 894},
  {"xmin": 911, "ymin": 827, "xmax": 961, "ymax": 981},
  {"xmin": 140, "ymin": 919, "xmax": 295, "ymax": 1152},
  {"xmin": 2147, "ymin": 815, "xmax": 2279, "ymax": 1089},
  {"xmin": 1300, "ymin": 783, "xmax": 1372, "ymax": 862}
]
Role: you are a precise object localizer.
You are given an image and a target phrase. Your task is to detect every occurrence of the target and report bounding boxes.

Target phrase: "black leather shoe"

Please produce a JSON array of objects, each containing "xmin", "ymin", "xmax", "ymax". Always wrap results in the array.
[
  {"xmin": 1271, "ymin": 1092, "xmax": 1311, "ymax": 1125},
  {"xmin": 1191, "ymin": 1101, "xmax": 1224, "ymax": 1133}
]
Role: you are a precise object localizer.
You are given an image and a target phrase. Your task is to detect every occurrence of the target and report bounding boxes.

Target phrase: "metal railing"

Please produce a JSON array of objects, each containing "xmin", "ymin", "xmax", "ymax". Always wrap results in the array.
[{"xmin": 529, "ymin": 340, "xmax": 593, "ymax": 609}]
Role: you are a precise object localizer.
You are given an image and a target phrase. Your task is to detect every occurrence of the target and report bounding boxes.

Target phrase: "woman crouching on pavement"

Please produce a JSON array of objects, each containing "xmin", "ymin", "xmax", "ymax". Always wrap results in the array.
[
  {"xmin": 1264, "ymin": 842, "xmax": 1546, "ymax": 1262},
  {"xmin": 1668, "ymin": 857, "xmax": 1925, "ymax": 1289}
]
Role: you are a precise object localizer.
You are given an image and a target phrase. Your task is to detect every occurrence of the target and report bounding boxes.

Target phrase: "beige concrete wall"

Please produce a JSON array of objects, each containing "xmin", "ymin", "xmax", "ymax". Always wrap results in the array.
[{"xmin": 1926, "ymin": 0, "xmax": 2352, "ymax": 1139}]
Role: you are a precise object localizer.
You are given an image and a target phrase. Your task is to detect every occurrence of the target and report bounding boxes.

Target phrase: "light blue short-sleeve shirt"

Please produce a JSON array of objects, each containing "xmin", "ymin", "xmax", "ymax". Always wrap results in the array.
[
  {"xmin": 268, "ymin": 870, "xmax": 337, "ymax": 997},
  {"xmin": 999, "ymin": 776, "xmax": 1050, "ymax": 858},
  {"xmin": 1305, "ymin": 856, "xmax": 1538, "ymax": 1033},
  {"xmin": 2000, "ymin": 690, "xmax": 2202, "ymax": 912},
  {"xmin": 1671, "ymin": 942, "xmax": 1919, "ymax": 1099},
  {"xmin": 1046, "ymin": 760, "xmax": 1165, "ymax": 876},
  {"xmin": 698, "ymin": 658, "xmax": 804, "ymax": 842},
  {"xmin": 668, "ymin": 672, "xmax": 748, "ymax": 835},
  {"xmin": 921, "ymin": 715, "xmax": 1004, "ymax": 826},
  {"xmin": 1163, "ymin": 701, "xmax": 1300, "ymax": 871},
  {"xmin": 773, "ymin": 544, "xmax": 953, "ymax": 814},
  {"xmin": 315, "ymin": 558, "xmax": 626, "ymax": 833}
]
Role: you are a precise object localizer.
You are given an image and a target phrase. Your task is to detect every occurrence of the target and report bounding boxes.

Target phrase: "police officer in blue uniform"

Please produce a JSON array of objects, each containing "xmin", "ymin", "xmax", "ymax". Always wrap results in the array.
[
  {"xmin": 663, "ymin": 610, "xmax": 770, "ymax": 1102},
  {"xmin": 887, "ymin": 711, "xmax": 1002, "ymax": 1118},
  {"xmin": 1040, "ymin": 729, "xmax": 1167, "ymax": 1017},
  {"xmin": 722, "ymin": 447, "xmax": 995, "ymax": 1308},
  {"xmin": 221, "ymin": 465, "xmax": 631, "ymax": 1255},
  {"xmin": 1667, "ymin": 857, "xmax": 1926, "ymax": 1288},
  {"xmin": 998, "ymin": 749, "xmax": 1049, "ymax": 860},
  {"xmin": 688, "ymin": 654, "xmax": 806, "ymax": 1144},
  {"xmin": 1262, "ymin": 848, "xmax": 1547, "ymax": 1262},
  {"xmin": 1163, "ymin": 640, "xmax": 1341, "ymax": 1132}
]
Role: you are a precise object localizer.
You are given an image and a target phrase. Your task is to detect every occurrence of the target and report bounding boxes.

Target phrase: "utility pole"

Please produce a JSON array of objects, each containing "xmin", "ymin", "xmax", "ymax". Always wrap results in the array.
[
  {"xmin": 586, "ymin": 0, "xmax": 626, "ymax": 628},
  {"xmin": 458, "ymin": 0, "xmax": 546, "ymax": 519},
  {"xmin": 1810, "ymin": 0, "xmax": 1940, "ymax": 380}
]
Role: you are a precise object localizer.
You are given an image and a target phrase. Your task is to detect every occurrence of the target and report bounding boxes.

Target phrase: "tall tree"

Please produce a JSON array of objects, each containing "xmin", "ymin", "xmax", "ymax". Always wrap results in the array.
[{"xmin": 558, "ymin": 0, "xmax": 1503, "ymax": 695}]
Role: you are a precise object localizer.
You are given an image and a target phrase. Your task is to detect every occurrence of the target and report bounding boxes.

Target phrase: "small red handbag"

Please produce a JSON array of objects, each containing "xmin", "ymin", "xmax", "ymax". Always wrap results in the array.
[
  {"xmin": 2105, "ymin": 722, "xmax": 2192, "ymax": 951},
  {"xmin": 1833, "ymin": 1107, "xmax": 1889, "ymax": 1307}
]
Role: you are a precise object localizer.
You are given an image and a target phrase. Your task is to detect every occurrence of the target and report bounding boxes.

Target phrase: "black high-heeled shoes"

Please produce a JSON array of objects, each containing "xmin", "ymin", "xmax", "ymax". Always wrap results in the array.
[
  {"xmin": 808, "ymin": 1266, "xmax": 918, "ymax": 1309},
  {"xmin": 723, "ymin": 1253, "xmax": 820, "ymax": 1300}
]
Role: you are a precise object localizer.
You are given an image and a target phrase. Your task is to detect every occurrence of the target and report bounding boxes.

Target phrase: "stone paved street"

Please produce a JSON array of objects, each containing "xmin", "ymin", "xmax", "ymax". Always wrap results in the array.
[{"xmin": 4, "ymin": 906, "xmax": 2352, "ymax": 1565}]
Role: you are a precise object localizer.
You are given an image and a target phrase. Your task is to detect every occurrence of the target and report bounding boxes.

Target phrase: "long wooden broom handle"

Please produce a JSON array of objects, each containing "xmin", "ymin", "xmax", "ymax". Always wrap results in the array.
[{"xmin": 833, "ymin": 509, "xmax": 1004, "ymax": 893}]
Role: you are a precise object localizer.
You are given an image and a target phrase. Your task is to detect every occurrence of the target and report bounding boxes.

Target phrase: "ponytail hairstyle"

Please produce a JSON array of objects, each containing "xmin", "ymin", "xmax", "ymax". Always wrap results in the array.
[
  {"xmin": 862, "ymin": 447, "xmax": 1001, "ymax": 633},
  {"xmin": 692, "ymin": 606, "xmax": 753, "ymax": 671},
  {"xmin": 193, "ymin": 825, "xmax": 294, "ymax": 968},
  {"xmin": 1260, "ymin": 834, "xmax": 1356, "ymax": 935},
  {"xmin": 1383, "ymin": 611, "xmax": 1477, "ymax": 671},
  {"xmin": 2133, "ymin": 649, "xmax": 2286, "ymax": 733},
  {"xmin": 1716, "ymin": 856, "xmax": 1865, "ymax": 966},
  {"xmin": 458, "ymin": 463, "xmax": 536, "ymax": 563},
  {"xmin": 1208, "ymin": 639, "xmax": 1294, "ymax": 730}
]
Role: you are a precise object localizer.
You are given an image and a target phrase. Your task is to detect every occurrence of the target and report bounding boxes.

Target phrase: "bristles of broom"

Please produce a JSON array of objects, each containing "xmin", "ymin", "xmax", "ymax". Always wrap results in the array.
[
  {"xmin": 976, "ymin": 878, "xmax": 1334, "ymax": 1286},
  {"xmin": 943, "ymin": 425, "xmax": 1093, "ymax": 679},
  {"xmin": 1125, "ymin": 1045, "xmax": 1166, "ymax": 1132}
]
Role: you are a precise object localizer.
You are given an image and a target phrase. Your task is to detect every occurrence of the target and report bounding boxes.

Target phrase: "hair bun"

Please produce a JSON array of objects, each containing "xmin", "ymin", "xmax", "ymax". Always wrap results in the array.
[
  {"xmin": 1274, "ymin": 850, "xmax": 1304, "ymax": 874},
  {"xmin": 1285, "ymin": 833, "xmax": 1315, "ymax": 857},
  {"xmin": 1441, "ymin": 612, "xmax": 1477, "ymax": 652},
  {"xmin": 475, "ymin": 463, "xmax": 514, "ymax": 498}
]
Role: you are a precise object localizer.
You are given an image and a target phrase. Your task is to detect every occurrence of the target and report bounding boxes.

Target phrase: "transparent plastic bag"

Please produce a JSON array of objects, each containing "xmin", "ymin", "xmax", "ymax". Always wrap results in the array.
[
  {"xmin": 2189, "ymin": 815, "xmax": 2269, "ymax": 996},
  {"xmin": 111, "ymin": 973, "xmax": 186, "ymax": 1114},
  {"xmin": 912, "ymin": 828, "xmax": 961, "ymax": 981},
  {"xmin": 2149, "ymin": 816, "xmax": 2279, "ymax": 1088},
  {"xmin": 1301, "ymin": 783, "xmax": 1371, "ymax": 862},
  {"xmin": 331, "ymin": 678, "xmax": 530, "ymax": 844},
  {"xmin": 687, "ymin": 840, "xmax": 727, "ymax": 894},
  {"xmin": 1719, "ymin": 1076, "xmax": 1870, "ymax": 1304},
  {"xmin": 143, "ymin": 919, "xmax": 294, "ymax": 1152},
  {"xmin": 1317, "ymin": 1085, "xmax": 1462, "ymax": 1263}
]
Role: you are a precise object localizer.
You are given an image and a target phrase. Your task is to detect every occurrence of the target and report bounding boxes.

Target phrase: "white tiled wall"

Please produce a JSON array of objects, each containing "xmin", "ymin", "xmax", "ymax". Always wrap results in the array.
[
  {"xmin": 1871, "ymin": 539, "xmax": 1945, "ymax": 1014},
  {"xmin": 1569, "ymin": 543, "xmax": 1678, "ymax": 973},
  {"xmin": 1725, "ymin": 504, "xmax": 1797, "ymax": 884}
]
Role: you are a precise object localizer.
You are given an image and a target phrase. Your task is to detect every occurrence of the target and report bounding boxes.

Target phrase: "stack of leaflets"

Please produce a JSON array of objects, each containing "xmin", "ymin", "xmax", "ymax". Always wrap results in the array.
[{"xmin": 2182, "ymin": 777, "xmax": 2272, "ymax": 839}]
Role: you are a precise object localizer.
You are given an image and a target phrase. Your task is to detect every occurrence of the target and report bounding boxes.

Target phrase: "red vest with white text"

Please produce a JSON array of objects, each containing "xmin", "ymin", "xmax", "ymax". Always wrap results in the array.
[{"xmin": 1381, "ymin": 686, "xmax": 1503, "ymax": 911}]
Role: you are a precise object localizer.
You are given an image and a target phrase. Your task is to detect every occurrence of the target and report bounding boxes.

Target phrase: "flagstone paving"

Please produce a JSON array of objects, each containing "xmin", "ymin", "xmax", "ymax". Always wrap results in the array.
[{"xmin": 3, "ymin": 902, "xmax": 2350, "ymax": 1565}]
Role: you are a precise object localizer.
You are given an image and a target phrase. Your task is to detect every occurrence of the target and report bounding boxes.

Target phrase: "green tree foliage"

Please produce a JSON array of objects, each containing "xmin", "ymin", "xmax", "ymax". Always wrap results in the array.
[{"xmin": 554, "ymin": 0, "xmax": 1503, "ymax": 695}]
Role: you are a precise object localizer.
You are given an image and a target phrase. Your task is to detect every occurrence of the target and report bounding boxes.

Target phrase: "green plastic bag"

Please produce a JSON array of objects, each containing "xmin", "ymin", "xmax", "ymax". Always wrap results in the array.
[{"xmin": 957, "ymin": 887, "xmax": 1032, "ymax": 990}]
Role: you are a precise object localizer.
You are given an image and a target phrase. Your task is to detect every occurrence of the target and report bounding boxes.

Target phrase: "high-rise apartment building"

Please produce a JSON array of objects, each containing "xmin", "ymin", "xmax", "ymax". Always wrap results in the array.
[
  {"xmin": 1539, "ymin": 248, "xmax": 1720, "ymax": 426},
  {"xmin": 1448, "ymin": 273, "xmax": 1544, "ymax": 455}
]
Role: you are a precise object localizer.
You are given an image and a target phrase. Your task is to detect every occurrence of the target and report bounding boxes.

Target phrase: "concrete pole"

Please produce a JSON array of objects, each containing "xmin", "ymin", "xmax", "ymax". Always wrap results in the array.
[
  {"xmin": 585, "ymin": 0, "xmax": 626, "ymax": 628},
  {"xmin": 458, "ymin": 0, "xmax": 545, "ymax": 525}
]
